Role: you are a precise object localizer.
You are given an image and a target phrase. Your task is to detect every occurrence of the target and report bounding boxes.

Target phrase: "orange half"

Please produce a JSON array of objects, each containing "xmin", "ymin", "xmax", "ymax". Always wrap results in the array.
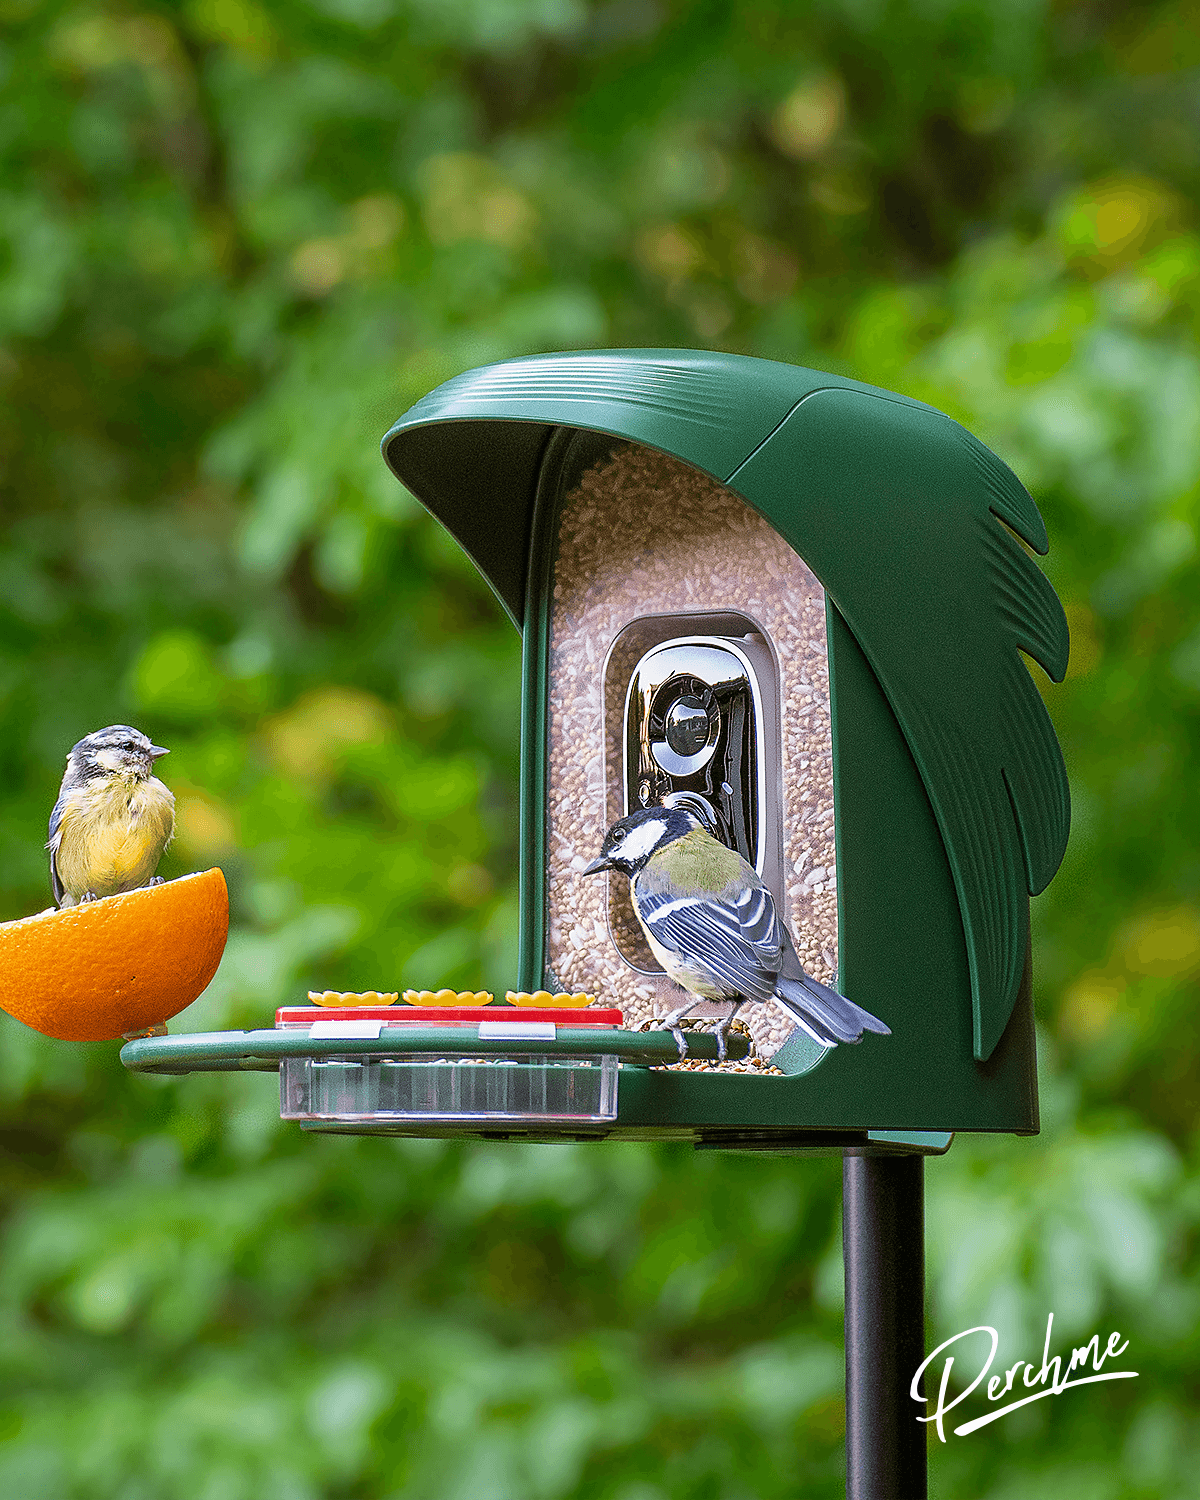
[{"xmin": 0, "ymin": 869, "xmax": 229, "ymax": 1041}]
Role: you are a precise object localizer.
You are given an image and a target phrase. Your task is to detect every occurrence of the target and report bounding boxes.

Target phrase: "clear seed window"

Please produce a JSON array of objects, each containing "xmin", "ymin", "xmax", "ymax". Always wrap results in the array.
[{"xmin": 545, "ymin": 440, "xmax": 838, "ymax": 1063}]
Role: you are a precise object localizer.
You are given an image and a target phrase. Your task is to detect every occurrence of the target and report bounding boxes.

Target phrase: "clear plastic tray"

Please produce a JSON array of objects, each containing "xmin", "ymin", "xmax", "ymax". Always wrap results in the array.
[{"xmin": 280, "ymin": 1051, "xmax": 619, "ymax": 1124}]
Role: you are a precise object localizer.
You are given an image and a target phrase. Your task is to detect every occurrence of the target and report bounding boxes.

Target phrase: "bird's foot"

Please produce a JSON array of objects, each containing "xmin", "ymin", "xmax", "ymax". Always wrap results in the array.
[
  {"xmin": 656, "ymin": 1004, "xmax": 702, "ymax": 1063},
  {"xmin": 79, "ymin": 890, "xmax": 100, "ymax": 904},
  {"xmin": 146, "ymin": 876, "xmax": 165, "ymax": 887},
  {"xmin": 711, "ymin": 1002, "xmax": 744, "ymax": 1065}
]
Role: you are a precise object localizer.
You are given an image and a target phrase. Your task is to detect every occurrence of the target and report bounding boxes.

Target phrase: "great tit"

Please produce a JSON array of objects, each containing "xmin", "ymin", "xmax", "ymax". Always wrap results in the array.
[
  {"xmin": 582, "ymin": 805, "xmax": 890, "ymax": 1061},
  {"xmin": 47, "ymin": 725, "xmax": 175, "ymax": 908}
]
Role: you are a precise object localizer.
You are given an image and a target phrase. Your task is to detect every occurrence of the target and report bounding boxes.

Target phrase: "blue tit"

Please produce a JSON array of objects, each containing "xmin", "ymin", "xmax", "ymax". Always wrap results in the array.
[
  {"xmin": 47, "ymin": 725, "xmax": 175, "ymax": 908},
  {"xmin": 583, "ymin": 805, "xmax": 890, "ymax": 1061}
]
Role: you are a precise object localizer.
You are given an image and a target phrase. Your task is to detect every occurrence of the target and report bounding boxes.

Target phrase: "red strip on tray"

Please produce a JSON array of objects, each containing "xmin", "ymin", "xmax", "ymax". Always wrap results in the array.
[{"xmin": 276, "ymin": 1006, "xmax": 624, "ymax": 1027}]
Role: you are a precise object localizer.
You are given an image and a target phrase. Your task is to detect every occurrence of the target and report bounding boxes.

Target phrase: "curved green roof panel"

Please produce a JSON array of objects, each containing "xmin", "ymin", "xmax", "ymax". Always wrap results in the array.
[{"xmin": 382, "ymin": 349, "xmax": 1070, "ymax": 1064}]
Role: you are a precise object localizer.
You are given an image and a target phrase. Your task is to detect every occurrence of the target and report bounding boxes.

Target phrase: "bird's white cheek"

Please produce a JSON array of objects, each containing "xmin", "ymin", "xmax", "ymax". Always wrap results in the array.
[{"xmin": 612, "ymin": 822, "xmax": 665, "ymax": 865}]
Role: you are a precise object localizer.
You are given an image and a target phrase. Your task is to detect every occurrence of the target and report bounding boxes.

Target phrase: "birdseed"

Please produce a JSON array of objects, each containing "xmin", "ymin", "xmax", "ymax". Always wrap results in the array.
[{"xmin": 544, "ymin": 444, "xmax": 838, "ymax": 1066}]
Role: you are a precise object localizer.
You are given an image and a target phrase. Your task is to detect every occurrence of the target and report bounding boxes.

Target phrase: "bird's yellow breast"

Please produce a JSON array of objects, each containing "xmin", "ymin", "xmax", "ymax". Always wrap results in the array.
[{"xmin": 54, "ymin": 776, "xmax": 175, "ymax": 901}]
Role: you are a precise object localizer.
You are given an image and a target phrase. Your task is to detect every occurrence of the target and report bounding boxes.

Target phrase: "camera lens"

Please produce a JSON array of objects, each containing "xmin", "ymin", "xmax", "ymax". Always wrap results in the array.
[
  {"xmin": 650, "ymin": 685, "xmax": 719, "ymax": 777},
  {"xmin": 664, "ymin": 696, "xmax": 711, "ymax": 757}
]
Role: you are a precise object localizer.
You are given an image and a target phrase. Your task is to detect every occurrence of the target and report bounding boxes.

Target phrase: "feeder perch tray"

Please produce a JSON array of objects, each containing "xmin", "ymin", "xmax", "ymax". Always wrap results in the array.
[
  {"xmin": 119, "ymin": 1006, "xmax": 953, "ymax": 1152},
  {"xmin": 122, "ymin": 1005, "xmax": 748, "ymax": 1135}
]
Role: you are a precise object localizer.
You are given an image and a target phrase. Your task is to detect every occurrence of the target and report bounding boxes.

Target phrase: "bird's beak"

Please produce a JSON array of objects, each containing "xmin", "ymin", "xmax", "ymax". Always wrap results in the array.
[
  {"xmin": 581, "ymin": 855, "xmax": 610, "ymax": 876},
  {"xmin": 149, "ymin": 745, "xmax": 169, "ymax": 759}
]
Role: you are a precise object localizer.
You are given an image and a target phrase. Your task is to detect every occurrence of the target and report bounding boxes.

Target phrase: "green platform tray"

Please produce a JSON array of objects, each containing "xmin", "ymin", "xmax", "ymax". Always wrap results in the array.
[
  {"xmin": 120, "ymin": 1024, "xmax": 751, "ymax": 1072},
  {"xmin": 120, "ymin": 1026, "xmax": 952, "ymax": 1153}
]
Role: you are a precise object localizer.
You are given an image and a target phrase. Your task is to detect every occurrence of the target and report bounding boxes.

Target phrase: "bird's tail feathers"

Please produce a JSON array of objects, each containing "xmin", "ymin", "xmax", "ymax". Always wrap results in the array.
[
  {"xmin": 777, "ymin": 1007, "xmax": 840, "ymax": 1050},
  {"xmin": 773, "ymin": 972, "xmax": 891, "ymax": 1046}
]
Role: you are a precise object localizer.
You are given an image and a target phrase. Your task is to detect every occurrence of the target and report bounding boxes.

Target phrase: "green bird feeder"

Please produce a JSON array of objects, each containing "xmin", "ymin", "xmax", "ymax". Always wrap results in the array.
[
  {"xmin": 377, "ymin": 347, "xmax": 1070, "ymax": 1149},
  {"xmin": 123, "ymin": 348, "xmax": 1069, "ymax": 1156}
]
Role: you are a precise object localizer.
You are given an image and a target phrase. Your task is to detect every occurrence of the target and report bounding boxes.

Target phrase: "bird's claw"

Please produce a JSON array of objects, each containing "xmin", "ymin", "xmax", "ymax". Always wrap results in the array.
[
  {"xmin": 146, "ymin": 876, "xmax": 165, "ymax": 887},
  {"xmin": 670, "ymin": 1025, "xmax": 688, "ymax": 1062},
  {"xmin": 80, "ymin": 890, "xmax": 100, "ymax": 904}
]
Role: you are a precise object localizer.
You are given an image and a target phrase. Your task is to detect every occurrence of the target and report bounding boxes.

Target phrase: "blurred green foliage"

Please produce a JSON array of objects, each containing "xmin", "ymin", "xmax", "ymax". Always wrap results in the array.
[{"xmin": 1, "ymin": 0, "xmax": 1198, "ymax": 1495}]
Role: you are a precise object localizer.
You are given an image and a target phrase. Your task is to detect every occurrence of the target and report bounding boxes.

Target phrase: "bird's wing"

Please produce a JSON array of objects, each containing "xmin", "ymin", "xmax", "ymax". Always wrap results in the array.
[
  {"xmin": 46, "ymin": 795, "xmax": 66, "ymax": 906},
  {"xmin": 634, "ymin": 879, "xmax": 783, "ymax": 1004}
]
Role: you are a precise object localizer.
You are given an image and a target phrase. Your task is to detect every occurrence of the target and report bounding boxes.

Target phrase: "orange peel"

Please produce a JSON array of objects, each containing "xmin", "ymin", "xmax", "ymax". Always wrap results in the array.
[{"xmin": 0, "ymin": 869, "xmax": 229, "ymax": 1042}]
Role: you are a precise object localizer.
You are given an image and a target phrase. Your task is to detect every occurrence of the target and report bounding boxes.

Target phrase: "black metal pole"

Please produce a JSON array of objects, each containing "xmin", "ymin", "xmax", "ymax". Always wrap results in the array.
[{"xmin": 843, "ymin": 1154, "xmax": 926, "ymax": 1500}]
